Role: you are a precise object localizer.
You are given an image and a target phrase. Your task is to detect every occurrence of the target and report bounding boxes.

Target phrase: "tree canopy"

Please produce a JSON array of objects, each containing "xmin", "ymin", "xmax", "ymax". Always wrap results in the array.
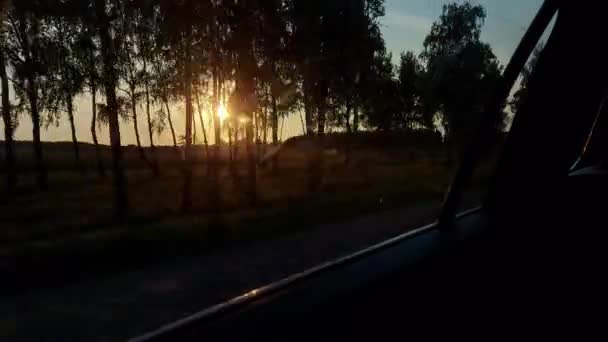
[
  {"xmin": 421, "ymin": 2, "xmax": 502, "ymax": 147},
  {"xmin": 1, "ymin": 0, "xmax": 516, "ymax": 212}
]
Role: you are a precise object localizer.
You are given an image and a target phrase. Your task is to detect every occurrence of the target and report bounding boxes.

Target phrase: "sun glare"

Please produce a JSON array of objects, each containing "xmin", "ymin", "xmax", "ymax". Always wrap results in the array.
[{"xmin": 218, "ymin": 103, "xmax": 229, "ymax": 122}]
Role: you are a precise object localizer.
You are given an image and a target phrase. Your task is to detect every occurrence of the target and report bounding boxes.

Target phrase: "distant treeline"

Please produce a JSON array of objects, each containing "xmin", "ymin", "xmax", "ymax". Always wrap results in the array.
[{"xmin": 1, "ymin": 0, "xmax": 518, "ymax": 217}]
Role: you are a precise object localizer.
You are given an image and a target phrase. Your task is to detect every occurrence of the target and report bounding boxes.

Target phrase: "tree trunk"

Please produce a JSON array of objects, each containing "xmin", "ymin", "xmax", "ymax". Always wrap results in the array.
[
  {"xmin": 143, "ymin": 63, "xmax": 159, "ymax": 176},
  {"xmin": 228, "ymin": 122, "xmax": 234, "ymax": 163},
  {"xmin": 262, "ymin": 94, "xmax": 268, "ymax": 145},
  {"xmin": 181, "ymin": 38, "xmax": 194, "ymax": 212},
  {"xmin": 261, "ymin": 97, "xmax": 268, "ymax": 161},
  {"xmin": 192, "ymin": 109, "xmax": 197, "ymax": 145},
  {"xmin": 303, "ymin": 78, "xmax": 313, "ymax": 136},
  {"xmin": 96, "ymin": 0, "xmax": 128, "ymax": 219},
  {"xmin": 246, "ymin": 115, "xmax": 256, "ymax": 206},
  {"xmin": 213, "ymin": 67, "xmax": 221, "ymax": 146},
  {"xmin": 271, "ymin": 94, "xmax": 279, "ymax": 143},
  {"xmin": 90, "ymin": 81, "xmax": 105, "ymax": 177},
  {"xmin": 270, "ymin": 92, "xmax": 280, "ymax": 173},
  {"xmin": 130, "ymin": 90, "xmax": 148, "ymax": 165},
  {"xmin": 254, "ymin": 113, "xmax": 259, "ymax": 161},
  {"xmin": 234, "ymin": 121, "xmax": 239, "ymax": 160},
  {"xmin": 163, "ymin": 97, "xmax": 178, "ymax": 148},
  {"xmin": 66, "ymin": 95, "xmax": 83, "ymax": 174},
  {"xmin": 20, "ymin": 13, "xmax": 46, "ymax": 190},
  {"xmin": 317, "ymin": 108, "xmax": 326, "ymax": 135},
  {"xmin": 27, "ymin": 76, "xmax": 47, "ymax": 191},
  {"xmin": 254, "ymin": 107, "xmax": 259, "ymax": 143},
  {"xmin": 345, "ymin": 99, "xmax": 353, "ymax": 164},
  {"xmin": 207, "ymin": 21, "xmax": 221, "ymax": 216},
  {"xmin": 345, "ymin": 98, "xmax": 352, "ymax": 134},
  {"xmin": 309, "ymin": 87, "xmax": 327, "ymax": 193},
  {"xmin": 242, "ymin": 58, "xmax": 257, "ymax": 206},
  {"xmin": 195, "ymin": 90, "xmax": 209, "ymax": 155},
  {"xmin": 353, "ymin": 103, "xmax": 359, "ymax": 132},
  {"xmin": 1, "ymin": 52, "xmax": 16, "ymax": 192}
]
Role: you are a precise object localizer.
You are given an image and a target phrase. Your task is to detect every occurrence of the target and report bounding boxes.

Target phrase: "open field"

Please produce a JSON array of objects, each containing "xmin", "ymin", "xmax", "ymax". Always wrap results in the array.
[{"xmin": 0, "ymin": 132, "xmax": 493, "ymax": 293}]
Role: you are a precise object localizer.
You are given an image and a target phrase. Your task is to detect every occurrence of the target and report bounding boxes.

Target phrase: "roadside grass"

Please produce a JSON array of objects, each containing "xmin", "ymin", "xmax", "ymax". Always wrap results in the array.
[{"xmin": 1, "ymin": 150, "xmax": 456, "ymax": 293}]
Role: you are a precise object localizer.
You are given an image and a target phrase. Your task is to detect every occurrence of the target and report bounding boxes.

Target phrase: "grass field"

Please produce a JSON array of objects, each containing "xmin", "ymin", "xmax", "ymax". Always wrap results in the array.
[{"xmin": 0, "ymin": 133, "xmax": 494, "ymax": 292}]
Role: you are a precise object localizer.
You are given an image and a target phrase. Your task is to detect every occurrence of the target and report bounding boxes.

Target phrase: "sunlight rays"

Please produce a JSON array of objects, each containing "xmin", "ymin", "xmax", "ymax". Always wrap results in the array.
[{"xmin": 218, "ymin": 103, "xmax": 229, "ymax": 123}]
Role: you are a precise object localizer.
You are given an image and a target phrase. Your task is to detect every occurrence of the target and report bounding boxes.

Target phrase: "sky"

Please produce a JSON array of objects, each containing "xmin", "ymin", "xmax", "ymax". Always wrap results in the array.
[
  {"xmin": 5, "ymin": 0, "xmax": 545, "ymax": 146},
  {"xmin": 382, "ymin": 0, "xmax": 543, "ymax": 64}
]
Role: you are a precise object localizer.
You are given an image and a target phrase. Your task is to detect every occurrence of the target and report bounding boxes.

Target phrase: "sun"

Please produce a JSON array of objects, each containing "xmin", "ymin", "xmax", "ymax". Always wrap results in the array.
[{"xmin": 218, "ymin": 103, "xmax": 229, "ymax": 123}]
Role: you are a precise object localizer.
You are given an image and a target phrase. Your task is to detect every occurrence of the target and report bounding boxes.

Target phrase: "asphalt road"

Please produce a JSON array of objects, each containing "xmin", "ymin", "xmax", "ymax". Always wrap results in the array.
[{"xmin": 3, "ymin": 200, "xmax": 447, "ymax": 341}]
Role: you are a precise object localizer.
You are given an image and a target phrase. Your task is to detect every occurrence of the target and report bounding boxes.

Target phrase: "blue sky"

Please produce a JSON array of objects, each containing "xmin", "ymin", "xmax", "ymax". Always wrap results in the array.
[
  {"xmin": 8, "ymin": 0, "xmax": 546, "ymax": 145},
  {"xmin": 382, "ymin": 0, "xmax": 544, "ymax": 65}
]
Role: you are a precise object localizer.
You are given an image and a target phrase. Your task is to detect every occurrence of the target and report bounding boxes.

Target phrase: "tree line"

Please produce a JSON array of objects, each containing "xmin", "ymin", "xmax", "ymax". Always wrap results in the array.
[{"xmin": 0, "ymin": 0, "xmax": 507, "ymax": 218}]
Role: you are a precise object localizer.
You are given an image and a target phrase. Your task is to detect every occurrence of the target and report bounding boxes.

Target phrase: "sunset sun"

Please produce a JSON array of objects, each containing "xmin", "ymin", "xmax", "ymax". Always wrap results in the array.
[{"xmin": 218, "ymin": 103, "xmax": 229, "ymax": 122}]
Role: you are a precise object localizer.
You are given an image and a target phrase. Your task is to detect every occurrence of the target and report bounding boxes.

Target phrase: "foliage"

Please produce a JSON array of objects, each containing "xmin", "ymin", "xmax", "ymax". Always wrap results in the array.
[
  {"xmin": 5, "ymin": 3, "xmax": 58, "ymax": 123},
  {"xmin": 398, "ymin": 51, "xmax": 424, "ymax": 128},
  {"xmin": 421, "ymin": 2, "xmax": 502, "ymax": 146},
  {"xmin": 0, "ymin": 0, "xmax": 513, "ymax": 211}
]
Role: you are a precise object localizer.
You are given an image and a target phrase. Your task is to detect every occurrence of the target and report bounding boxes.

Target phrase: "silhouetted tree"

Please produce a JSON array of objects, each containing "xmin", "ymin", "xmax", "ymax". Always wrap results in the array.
[
  {"xmin": 117, "ymin": 3, "xmax": 155, "ymax": 173},
  {"xmin": 397, "ymin": 51, "xmax": 423, "ymax": 129},
  {"xmin": 1, "ymin": 38, "xmax": 16, "ymax": 192},
  {"xmin": 94, "ymin": 0, "xmax": 129, "ymax": 218},
  {"xmin": 363, "ymin": 46, "xmax": 401, "ymax": 131},
  {"xmin": 230, "ymin": 0, "xmax": 260, "ymax": 206},
  {"xmin": 75, "ymin": 24, "xmax": 105, "ymax": 177},
  {"xmin": 158, "ymin": 0, "xmax": 209, "ymax": 212},
  {"xmin": 132, "ymin": 2, "xmax": 160, "ymax": 174},
  {"xmin": 0, "ymin": 0, "xmax": 515, "ymax": 216},
  {"xmin": 150, "ymin": 41, "xmax": 178, "ymax": 148},
  {"xmin": 421, "ymin": 2, "xmax": 502, "ymax": 156},
  {"xmin": 286, "ymin": 0, "xmax": 322, "ymax": 135},
  {"xmin": 6, "ymin": 2, "xmax": 54, "ymax": 190},
  {"xmin": 255, "ymin": 0, "xmax": 288, "ymax": 145},
  {"xmin": 49, "ymin": 13, "xmax": 86, "ymax": 173}
]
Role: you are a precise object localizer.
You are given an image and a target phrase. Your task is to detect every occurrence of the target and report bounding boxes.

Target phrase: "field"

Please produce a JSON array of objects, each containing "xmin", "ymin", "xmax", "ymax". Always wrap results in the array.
[{"xmin": 0, "ymin": 132, "xmax": 491, "ymax": 293}]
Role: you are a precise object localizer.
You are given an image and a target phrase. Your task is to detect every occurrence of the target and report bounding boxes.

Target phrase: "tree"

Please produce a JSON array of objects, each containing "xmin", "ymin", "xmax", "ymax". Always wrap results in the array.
[
  {"xmin": 5, "ymin": 2, "xmax": 55, "ymax": 190},
  {"xmin": 397, "ymin": 51, "xmax": 423, "ymax": 129},
  {"xmin": 158, "ymin": 0, "xmax": 209, "ymax": 212},
  {"xmin": 255, "ymin": 0, "xmax": 288, "ymax": 146},
  {"xmin": 49, "ymin": 13, "xmax": 86, "ymax": 173},
  {"xmin": 117, "ymin": 3, "xmax": 156, "ymax": 174},
  {"xmin": 1, "ymin": 38, "xmax": 16, "ymax": 192},
  {"xmin": 421, "ymin": 2, "xmax": 502, "ymax": 155},
  {"xmin": 230, "ymin": 0, "xmax": 260, "ymax": 206},
  {"xmin": 362, "ymin": 46, "xmax": 402, "ymax": 131},
  {"xmin": 286, "ymin": 0, "xmax": 322, "ymax": 136},
  {"xmin": 1, "ymin": 3, "xmax": 16, "ymax": 192},
  {"xmin": 133, "ymin": 3, "xmax": 161, "ymax": 174},
  {"xmin": 94, "ymin": 0, "xmax": 129, "ymax": 218},
  {"xmin": 150, "ymin": 40, "xmax": 178, "ymax": 149},
  {"xmin": 328, "ymin": 0, "xmax": 385, "ymax": 134},
  {"xmin": 75, "ymin": 24, "xmax": 105, "ymax": 177}
]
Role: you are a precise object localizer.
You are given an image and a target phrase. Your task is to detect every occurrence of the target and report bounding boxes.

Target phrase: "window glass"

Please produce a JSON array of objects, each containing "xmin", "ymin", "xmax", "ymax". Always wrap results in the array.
[
  {"xmin": 460, "ymin": 4, "xmax": 556, "ymax": 212},
  {"xmin": 0, "ymin": 1, "xmax": 547, "ymax": 340}
]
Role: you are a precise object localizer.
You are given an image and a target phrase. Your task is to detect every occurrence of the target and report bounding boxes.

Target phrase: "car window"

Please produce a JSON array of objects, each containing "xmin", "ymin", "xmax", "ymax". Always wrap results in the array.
[
  {"xmin": 460, "ymin": 5, "xmax": 556, "ymax": 212},
  {"xmin": 0, "ymin": 1, "xmax": 547, "ymax": 340}
]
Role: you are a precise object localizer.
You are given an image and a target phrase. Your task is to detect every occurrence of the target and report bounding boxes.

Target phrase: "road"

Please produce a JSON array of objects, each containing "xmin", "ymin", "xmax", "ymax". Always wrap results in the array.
[{"xmin": 3, "ymin": 200, "xmax": 446, "ymax": 341}]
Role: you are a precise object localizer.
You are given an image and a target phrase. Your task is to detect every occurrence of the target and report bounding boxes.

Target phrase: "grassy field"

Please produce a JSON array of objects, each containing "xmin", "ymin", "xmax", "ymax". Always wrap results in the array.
[{"xmin": 0, "ymin": 133, "xmax": 495, "ymax": 292}]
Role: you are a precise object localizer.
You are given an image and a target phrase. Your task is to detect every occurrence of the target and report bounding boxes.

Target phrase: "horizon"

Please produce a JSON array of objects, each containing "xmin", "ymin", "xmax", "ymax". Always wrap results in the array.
[{"xmin": 1, "ymin": 0, "xmax": 543, "ymax": 147}]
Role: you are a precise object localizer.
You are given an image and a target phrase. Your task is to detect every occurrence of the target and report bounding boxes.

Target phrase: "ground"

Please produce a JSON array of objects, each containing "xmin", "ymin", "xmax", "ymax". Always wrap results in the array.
[
  {"xmin": 3, "ymin": 199, "xmax": 450, "ymax": 341},
  {"xmin": 0, "ymin": 134, "xmax": 493, "ymax": 340}
]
